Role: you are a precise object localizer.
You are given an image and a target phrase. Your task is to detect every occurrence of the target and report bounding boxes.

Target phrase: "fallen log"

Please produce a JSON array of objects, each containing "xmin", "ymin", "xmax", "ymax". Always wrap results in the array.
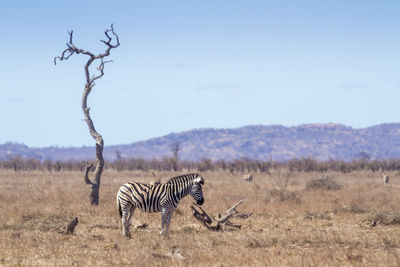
[{"xmin": 190, "ymin": 200, "xmax": 247, "ymax": 231}]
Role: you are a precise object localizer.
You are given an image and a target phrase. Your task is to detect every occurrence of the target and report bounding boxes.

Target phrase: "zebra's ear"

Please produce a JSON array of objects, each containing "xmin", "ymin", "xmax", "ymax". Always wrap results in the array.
[{"xmin": 200, "ymin": 177, "xmax": 204, "ymax": 185}]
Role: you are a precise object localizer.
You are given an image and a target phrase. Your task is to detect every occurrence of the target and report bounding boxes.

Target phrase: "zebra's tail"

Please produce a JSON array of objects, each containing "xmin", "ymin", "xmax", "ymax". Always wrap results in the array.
[{"xmin": 117, "ymin": 195, "xmax": 122, "ymax": 218}]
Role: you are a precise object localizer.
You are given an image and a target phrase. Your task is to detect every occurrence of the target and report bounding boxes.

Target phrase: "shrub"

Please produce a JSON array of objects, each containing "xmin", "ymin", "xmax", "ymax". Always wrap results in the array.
[
  {"xmin": 265, "ymin": 189, "xmax": 302, "ymax": 203},
  {"xmin": 305, "ymin": 175, "xmax": 342, "ymax": 191}
]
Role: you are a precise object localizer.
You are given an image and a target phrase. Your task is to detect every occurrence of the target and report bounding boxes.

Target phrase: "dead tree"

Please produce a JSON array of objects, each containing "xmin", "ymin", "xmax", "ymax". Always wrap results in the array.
[
  {"xmin": 54, "ymin": 25, "xmax": 120, "ymax": 205},
  {"xmin": 190, "ymin": 200, "xmax": 250, "ymax": 231},
  {"xmin": 169, "ymin": 141, "xmax": 181, "ymax": 171}
]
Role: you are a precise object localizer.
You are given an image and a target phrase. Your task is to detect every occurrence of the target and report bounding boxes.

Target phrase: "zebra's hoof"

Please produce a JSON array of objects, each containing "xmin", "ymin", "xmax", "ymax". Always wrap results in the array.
[{"xmin": 160, "ymin": 232, "xmax": 170, "ymax": 238}]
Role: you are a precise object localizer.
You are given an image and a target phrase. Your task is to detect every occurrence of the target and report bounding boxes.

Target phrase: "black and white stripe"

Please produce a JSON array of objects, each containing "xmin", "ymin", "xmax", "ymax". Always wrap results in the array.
[{"xmin": 117, "ymin": 173, "xmax": 205, "ymax": 238}]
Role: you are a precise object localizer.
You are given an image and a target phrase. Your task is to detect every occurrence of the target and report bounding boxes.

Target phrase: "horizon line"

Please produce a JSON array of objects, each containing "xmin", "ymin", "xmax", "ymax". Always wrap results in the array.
[{"xmin": 2, "ymin": 121, "xmax": 399, "ymax": 148}]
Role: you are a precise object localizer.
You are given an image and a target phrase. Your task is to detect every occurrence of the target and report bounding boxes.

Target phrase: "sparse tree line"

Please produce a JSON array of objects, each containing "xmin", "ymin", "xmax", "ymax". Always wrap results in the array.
[{"xmin": 2, "ymin": 156, "xmax": 400, "ymax": 173}]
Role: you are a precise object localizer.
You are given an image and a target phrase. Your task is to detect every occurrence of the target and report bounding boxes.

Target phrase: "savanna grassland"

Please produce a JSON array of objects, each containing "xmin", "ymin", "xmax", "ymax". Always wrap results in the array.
[{"xmin": 1, "ymin": 169, "xmax": 400, "ymax": 266}]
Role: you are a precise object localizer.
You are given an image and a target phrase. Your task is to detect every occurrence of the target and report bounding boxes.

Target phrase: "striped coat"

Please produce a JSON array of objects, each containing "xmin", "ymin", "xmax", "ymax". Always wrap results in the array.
[{"xmin": 117, "ymin": 173, "xmax": 205, "ymax": 238}]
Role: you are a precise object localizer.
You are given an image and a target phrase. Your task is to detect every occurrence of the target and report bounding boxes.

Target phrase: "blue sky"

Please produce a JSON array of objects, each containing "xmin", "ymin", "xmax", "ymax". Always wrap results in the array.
[{"xmin": 1, "ymin": 1, "xmax": 400, "ymax": 147}]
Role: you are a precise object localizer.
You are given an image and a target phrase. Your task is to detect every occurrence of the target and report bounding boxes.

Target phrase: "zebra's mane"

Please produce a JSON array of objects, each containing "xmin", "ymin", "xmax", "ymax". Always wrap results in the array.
[{"xmin": 166, "ymin": 173, "xmax": 202, "ymax": 184}]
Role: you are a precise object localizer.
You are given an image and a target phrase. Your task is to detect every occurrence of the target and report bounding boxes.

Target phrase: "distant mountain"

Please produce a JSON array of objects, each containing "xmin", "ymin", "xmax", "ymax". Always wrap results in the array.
[{"xmin": 2, "ymin": 123, "xmax": 400, "ymax": 162}]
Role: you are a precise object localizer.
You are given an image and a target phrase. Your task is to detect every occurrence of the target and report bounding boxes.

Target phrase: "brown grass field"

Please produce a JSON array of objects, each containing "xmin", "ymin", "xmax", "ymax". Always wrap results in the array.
[{"xmin": 1, "ymin": 169, "xmax": 400, "ymax": 266}]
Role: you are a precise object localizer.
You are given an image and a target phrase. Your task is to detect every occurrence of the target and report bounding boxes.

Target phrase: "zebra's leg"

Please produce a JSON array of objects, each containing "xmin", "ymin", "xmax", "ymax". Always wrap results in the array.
[
  {"xmin": 126, "ymin": 205, "xmax": 136, "ymax": 237},
  {"xmin": 164, "ymin": 207, "xmax": 174, "ymax": 236},
  {"xmin": 122, "ymin": 204, "xmax": 135, "ymax": 239},
  {"xmin": 160, "ymin": 206, "xmax": 168, "ymax": 235}
]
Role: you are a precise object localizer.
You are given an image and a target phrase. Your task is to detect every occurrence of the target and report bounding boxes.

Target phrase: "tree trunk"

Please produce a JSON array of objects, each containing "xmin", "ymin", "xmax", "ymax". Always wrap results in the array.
[{"xmin": 82, "ymin": 81, "xmax": 104, "ymax": 205}]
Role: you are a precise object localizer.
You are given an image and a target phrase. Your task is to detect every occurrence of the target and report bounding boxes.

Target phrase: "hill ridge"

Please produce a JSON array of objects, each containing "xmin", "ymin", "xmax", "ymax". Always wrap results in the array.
[{"xmin": 1, "ymin": 123, "xmax": 400, "ymax": 161}]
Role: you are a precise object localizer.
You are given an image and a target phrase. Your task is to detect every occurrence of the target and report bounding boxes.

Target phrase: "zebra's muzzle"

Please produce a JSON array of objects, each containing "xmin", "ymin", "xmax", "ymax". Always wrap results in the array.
[{"xmin": 196, "ymin": 198, "xmax": 204, "ymax": 205}]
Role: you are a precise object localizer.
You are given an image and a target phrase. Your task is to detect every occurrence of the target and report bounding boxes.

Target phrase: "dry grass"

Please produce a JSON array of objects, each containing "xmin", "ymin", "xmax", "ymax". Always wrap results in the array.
[{"xmin": 0, "ymin": 169, "xmax": 400, "ymax": 266}]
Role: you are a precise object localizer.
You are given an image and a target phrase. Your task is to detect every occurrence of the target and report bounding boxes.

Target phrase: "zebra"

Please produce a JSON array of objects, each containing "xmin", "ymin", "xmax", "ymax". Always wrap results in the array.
[{"xmin": 116, "ymin": 173, "xmax": 205, "ymax": 238}]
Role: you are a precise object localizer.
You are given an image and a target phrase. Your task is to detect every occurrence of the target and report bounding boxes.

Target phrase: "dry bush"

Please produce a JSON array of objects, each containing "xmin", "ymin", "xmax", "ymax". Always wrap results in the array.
[
  {"xmin": 368, "ymin": 211, "xmax": 400, "ymax": 225},
  {"xmin": 305, "ymin": 174, "xmax": 342, "ymax": 191},
  {"xmin": 265, "ymin": 189, "xmax": 302, "ymax": 203},
  {"xmin": 272, "ymin": 167, "xmax": 294, "ymax": 192}
]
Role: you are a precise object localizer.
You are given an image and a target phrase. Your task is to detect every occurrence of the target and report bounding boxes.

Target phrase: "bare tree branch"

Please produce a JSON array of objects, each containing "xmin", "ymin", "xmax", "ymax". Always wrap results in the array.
[
  {"xmin": 191, "ymin": 204, "xmax": 212, "ymax": 224},
  {"xmin": 190, "ymin": 200, "xmax": 247, "ymax": 232},
  {"xmin": 226, "ymin": 199, "xmax": 244, "ymax": 215},
  {"xmin": 84, "ymin": 163, "xmax": 94, "ymax": 185}
]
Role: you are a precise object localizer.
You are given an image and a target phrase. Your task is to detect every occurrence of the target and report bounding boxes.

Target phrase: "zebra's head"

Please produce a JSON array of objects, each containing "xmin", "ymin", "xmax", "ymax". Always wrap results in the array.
[{"xmin": 190, "ymin": 176, "xmax": 205, "ymax": 205}]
